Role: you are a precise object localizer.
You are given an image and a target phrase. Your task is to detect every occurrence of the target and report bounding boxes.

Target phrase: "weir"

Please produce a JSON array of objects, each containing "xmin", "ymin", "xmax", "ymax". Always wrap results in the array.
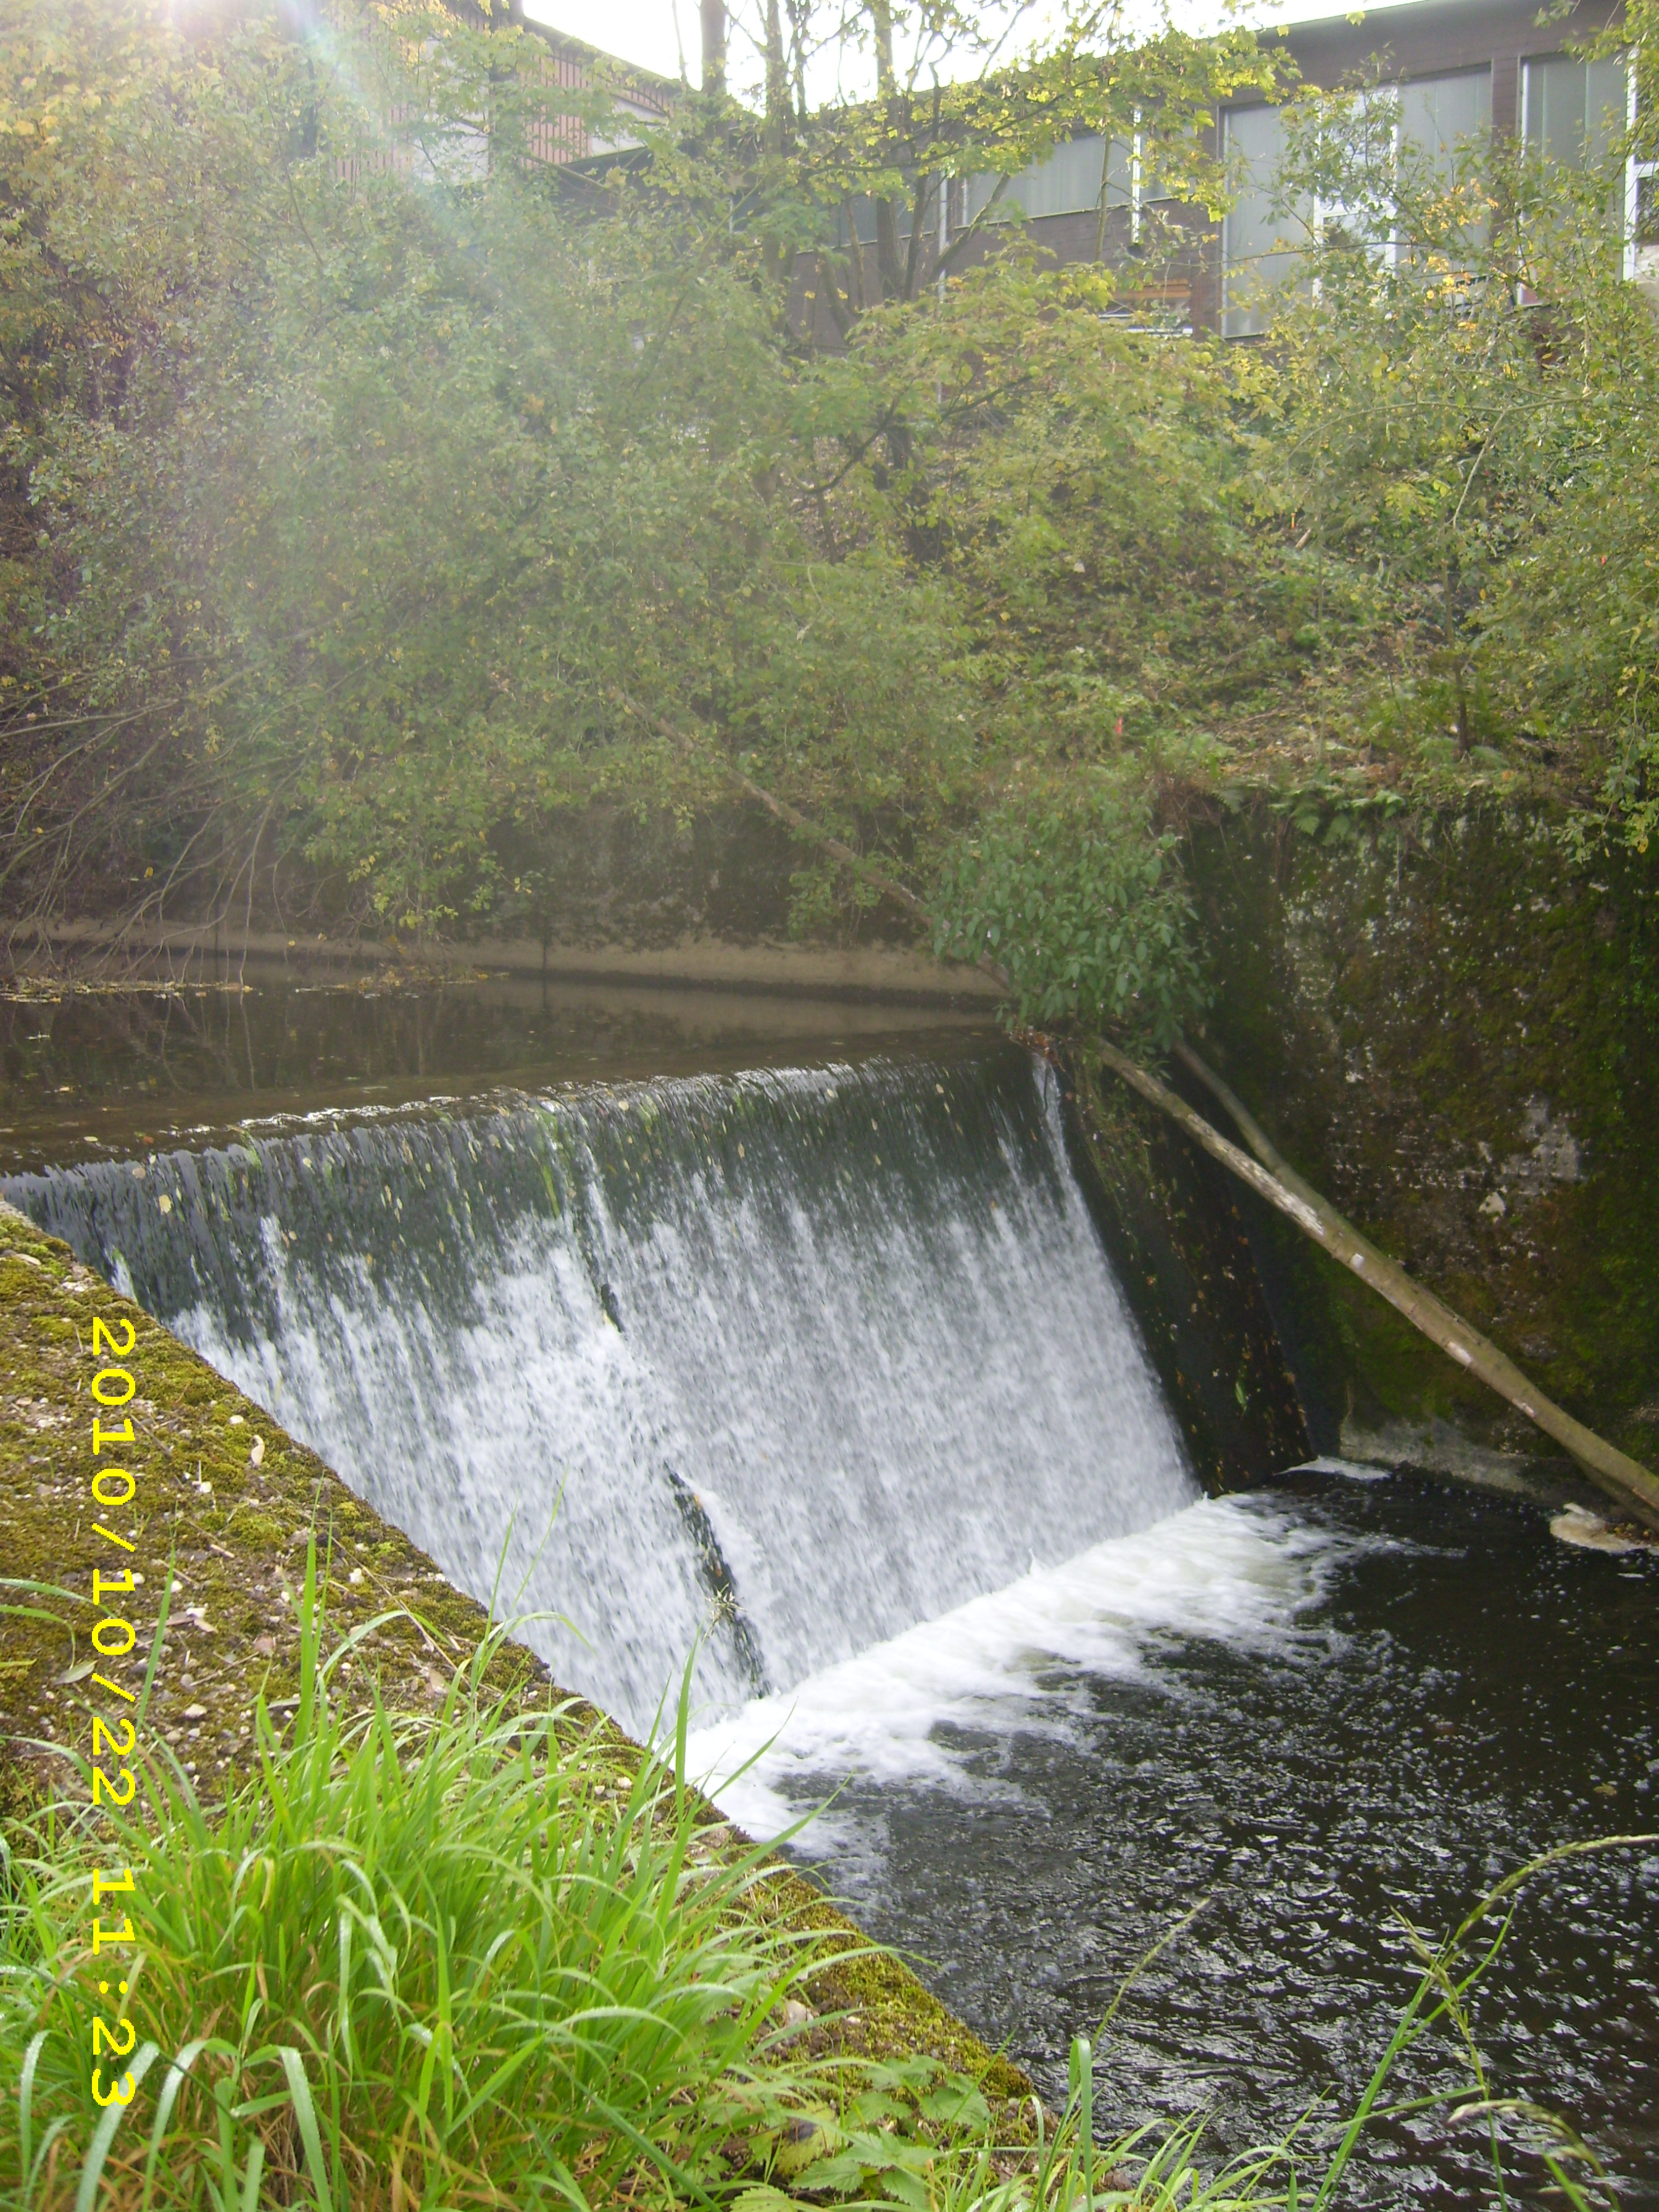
[
  {"xmin": 5, "ymin": 1047, "xmax": 1195, "ymax": 1738},
  {"xmin": 10, "ymin": 1038, "xmax": 1659, "ymax": 2202}
]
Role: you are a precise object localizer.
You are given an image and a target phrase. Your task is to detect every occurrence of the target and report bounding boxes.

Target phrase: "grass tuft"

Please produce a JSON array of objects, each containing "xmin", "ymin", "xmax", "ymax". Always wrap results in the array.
[{"xmin": 1, "ymin": 1544, "xmax": 828, "ymax": 2210}]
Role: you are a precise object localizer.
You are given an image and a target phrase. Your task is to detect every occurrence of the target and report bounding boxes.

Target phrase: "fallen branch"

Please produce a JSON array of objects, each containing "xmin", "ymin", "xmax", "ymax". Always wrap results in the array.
[{"xmin": 1116, "ymin": 1041, "xmax": 1659, "ymax": 1532}]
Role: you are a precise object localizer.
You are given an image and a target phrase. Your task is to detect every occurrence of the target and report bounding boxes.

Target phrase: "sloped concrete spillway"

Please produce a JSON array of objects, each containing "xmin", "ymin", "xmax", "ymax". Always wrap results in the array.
[{"xmin": 6, "ymin": 1050, "xmax": 1196, "ymax": 1736}]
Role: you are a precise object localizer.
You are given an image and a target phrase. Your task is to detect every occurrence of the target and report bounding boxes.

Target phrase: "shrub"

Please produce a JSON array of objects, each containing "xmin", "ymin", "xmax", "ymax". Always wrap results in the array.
[{"xmin": 932, "ymin": 789, "xmax": 1207, "ymax": 1049}]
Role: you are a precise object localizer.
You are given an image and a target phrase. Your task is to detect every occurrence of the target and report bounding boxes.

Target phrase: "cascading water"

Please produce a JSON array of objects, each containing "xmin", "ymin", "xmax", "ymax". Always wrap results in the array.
[{"xmin": 5, "ymin": 1047, "xmax": 1196, "ymax": 1737}]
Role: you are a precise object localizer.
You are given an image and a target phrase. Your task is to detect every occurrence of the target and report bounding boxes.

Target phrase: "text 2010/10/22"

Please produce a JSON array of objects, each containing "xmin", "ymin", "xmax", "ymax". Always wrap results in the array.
[{"xmin": 84, "ymin": 1314, "xmax": 146, "ymax": 2108}]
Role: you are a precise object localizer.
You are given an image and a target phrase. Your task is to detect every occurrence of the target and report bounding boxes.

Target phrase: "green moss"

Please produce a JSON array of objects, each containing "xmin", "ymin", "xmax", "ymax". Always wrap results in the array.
[
  {"xmin": 222, "ymin": 1509, "xmax": 285, "ymax": 1547},
  {"xmin": 760, "ymin": 1866, "xmax": 1034, "ymax": 2106}
]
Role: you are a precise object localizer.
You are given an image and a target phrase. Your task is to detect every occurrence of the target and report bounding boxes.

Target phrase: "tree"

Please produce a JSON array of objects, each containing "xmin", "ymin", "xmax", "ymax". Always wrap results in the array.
[
  {"xmin": 1242, "ymin": 79, "xmax": 1659, "ymax": 821},
  {"xmin": 0, "ymin": 0, "xmax": 990, "ymax": 947},
  {"xmin": 704, "ymin": 0, "xmax": 1279, "ymax": 326},
  {"xmin": 8, "ymin": 0, "xmax": 1647, "ymax": 1048}
]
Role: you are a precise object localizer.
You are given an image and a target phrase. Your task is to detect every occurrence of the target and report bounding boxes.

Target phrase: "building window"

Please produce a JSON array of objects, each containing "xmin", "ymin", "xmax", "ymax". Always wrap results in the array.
[
  {"xmin": 1523, "ymin": 52, "xmax": 1646, "ymax": 283},
  {"xmin": 965, "ymin": 135, "xmax": 1125, "ymax": 223},
  {"xmin": 1400, "ymin": 67, "xmax": 1492, "ymax": 185},
  {"xmin": 962, "ymin": 128, "xmax": 1184, "ymax": 227},
  {"xmin": 1636, "ymin": 168, "xmax": 1659, "ymax": 293},
  {"xmin": 1220, "ymin": 104, "xmax": 1306, "ymax": 338},
  {"xmin": 1522, "ymin": 52, "xmax": 1628, "ymax": 173},
  {"xmin": 1395, "ymin": 69, "xmax": 1492, "ymax": 257},
  {"xmin": 1221, "ymin": 69, "xmax": 1491, "ymax": 336}
]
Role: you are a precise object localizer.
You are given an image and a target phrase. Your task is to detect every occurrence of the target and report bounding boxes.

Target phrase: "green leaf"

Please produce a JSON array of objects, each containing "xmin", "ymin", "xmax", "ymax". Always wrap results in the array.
[
  {"xmin": 274, "ymin": 2047, "xmax": 335, "ymax": 2212},
  {"xmin": 76, "ymin": 2044, "xmax": 160, "ymax": 2212},
  {"xmin": 918, "ymin": 2079, "xmax": 991, "ymax": 2129},
  {"xmin": 794, "ymin": 2150, "xmax": 873, "ymax": 2193},
  {"xmin": 735, "ymin": 2188, "xmax": 802, "ymax": 2212},
  {"xmin": 867, "ymin": 2164, "xmax": 933, "ymax": 2209}
]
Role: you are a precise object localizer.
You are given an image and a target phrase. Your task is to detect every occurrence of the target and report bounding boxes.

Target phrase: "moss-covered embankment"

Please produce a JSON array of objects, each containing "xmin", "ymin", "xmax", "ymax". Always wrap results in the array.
[
  {"xmin": 0, "ymin": 1194, "xmax": 1028, "ymax": 2103},
  {"xmin": 1169, "ymin": 813, "xmax": 1659, "ymax": 1494}
]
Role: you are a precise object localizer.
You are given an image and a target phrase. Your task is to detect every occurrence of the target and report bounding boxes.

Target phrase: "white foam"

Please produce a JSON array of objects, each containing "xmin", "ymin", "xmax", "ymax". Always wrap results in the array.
[
  {"xmin": 1294, "ymin": 1456, "xmax": 1394, "ymax": 1484},
  {"xmin": 686, "ymin": 1492, "xmax": 1342, "ymax": 1846}
]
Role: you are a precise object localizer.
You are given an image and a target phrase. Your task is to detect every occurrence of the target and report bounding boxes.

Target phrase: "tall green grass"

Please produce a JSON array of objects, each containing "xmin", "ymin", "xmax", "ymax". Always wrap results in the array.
[
  {"xmin": 1, "ymin": 1546, "xmax": 830, "ymax": 2210},
  {"xmin": 2, "ymin": 1543, "xmax": 1648, "ymax": 2210}
]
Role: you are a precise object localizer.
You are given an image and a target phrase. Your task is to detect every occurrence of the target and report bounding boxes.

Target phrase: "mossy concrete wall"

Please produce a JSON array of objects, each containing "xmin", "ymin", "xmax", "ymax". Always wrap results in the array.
[
  {"xmin": 1185, "ymin": 812, "xmax": 1659, "ymax": 1491},
  {"xmin": 1060, "ymin": 1058, "xmax": 1312, "ymax": 1492}
]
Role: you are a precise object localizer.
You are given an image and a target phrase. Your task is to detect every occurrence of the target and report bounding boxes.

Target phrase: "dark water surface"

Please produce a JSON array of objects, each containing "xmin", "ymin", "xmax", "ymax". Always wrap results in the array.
[
  {"xmin": 0, "ymin": 968, "xmax": 998, "ymax": 1175},
  {"xmin": 778, "ymin": 1473, "xmax": 1659, "ymax": 2207}
]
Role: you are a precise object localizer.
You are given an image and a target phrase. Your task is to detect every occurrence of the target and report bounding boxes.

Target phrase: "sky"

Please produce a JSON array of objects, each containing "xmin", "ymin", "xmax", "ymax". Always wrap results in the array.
[{"xmin": 518, "ymin": 0, "xmax": 1336, "ymax": 101}]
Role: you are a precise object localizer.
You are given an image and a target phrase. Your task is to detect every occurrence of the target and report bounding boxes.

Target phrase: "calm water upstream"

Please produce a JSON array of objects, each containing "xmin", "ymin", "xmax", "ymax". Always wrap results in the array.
[
  {"xmin": 0, "ymin": 967, "xmax": 998, "ymax": 1175},
  {"xmin": 6, "ymin": 982, "xmax": 1655, "ymax": 2206}
]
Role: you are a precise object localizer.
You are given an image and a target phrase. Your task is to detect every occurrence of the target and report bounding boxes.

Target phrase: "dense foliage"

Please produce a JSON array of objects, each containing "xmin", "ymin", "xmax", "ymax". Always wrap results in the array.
[
  {"xmin": 933, "ymin": 788, "xmax": 1205, "ymax": 1042},
  {"xmin": 1248, "ymin": 79, "xmax": 1659, "ymax": 843},
  {"xmin": 2, "ymin": 0, "xmax": 1653, "ymax": 1042}
]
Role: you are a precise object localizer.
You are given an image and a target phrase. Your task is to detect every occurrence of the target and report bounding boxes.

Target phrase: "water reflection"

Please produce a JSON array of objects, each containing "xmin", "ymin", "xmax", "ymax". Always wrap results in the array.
[{"xmin": 0, "ymin": 967, "xmax": 999, "ymax": 1173}]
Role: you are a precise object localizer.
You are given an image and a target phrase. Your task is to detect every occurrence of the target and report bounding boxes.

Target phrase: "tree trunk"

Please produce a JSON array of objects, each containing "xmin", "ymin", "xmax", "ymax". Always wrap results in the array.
[
  {"xmin": 761, "ymin": 0, "xmax": 791, "ymax": 283},
  {"xmin": 701, "ymin": 0, "xmax": 725, "ymax": 94},
  {"xmin": 787, "ymin": 0, "xmax": 809, "ymax": 120},
  {"xmin": 868, "ymin": 0, "xmax": 908, "ymax": 301},
  {"xmin": 763, "ymin": 0, "xmax": 789, "ymax": 147},
  {"xmin": 870, "ymin": 0, "xmax": 896, "ymax": 98}
]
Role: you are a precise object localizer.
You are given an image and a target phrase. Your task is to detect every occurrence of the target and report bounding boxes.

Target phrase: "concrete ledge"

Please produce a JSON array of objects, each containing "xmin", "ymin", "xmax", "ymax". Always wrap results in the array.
[
  {"xmin": 10, "ymin": 920, "xmax": 1005, "ymax": 1008},
  {"xmin": 1339, "ymin": 1413, "xmax": 1599, "ymax": 1512}
]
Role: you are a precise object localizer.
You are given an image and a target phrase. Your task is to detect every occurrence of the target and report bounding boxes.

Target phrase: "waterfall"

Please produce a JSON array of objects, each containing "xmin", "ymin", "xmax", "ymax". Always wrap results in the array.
[{"xmin": 6, "ymin": 1049, "xmax": 1197, "ymax": 1739}]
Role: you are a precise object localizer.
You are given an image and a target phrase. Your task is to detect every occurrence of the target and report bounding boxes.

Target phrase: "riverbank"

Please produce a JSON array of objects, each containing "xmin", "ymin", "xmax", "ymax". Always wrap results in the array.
[
  {"xmin": 0, "ymin": 1194, "xmax": 1028, "ymax": 2103},
  {"xmin": 3, "ymin": 921, "xmax": 1002, "ymax": 1009}
]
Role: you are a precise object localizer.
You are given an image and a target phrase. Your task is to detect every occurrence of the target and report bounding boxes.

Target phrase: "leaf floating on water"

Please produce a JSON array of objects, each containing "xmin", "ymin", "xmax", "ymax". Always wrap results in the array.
[{"xmin": 1551, "ymin": 1506, "xmax": 1645, "ymax": 1555}]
